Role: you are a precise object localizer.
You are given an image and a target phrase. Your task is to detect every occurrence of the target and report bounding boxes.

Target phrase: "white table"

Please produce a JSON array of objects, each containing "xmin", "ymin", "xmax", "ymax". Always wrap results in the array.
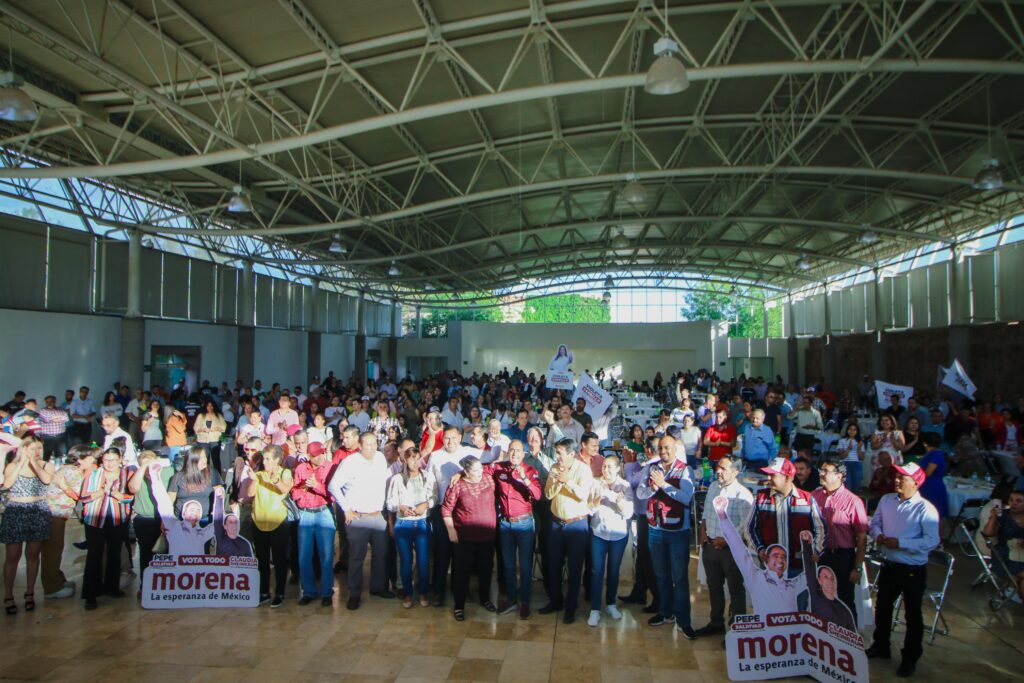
[
  {"xmin": 945, "ymin": 477, "xmax": 994, "ymax": 517},
  {"xmin": 988, "ymin": 450, "xmax": 1020, "ymax": 478}
]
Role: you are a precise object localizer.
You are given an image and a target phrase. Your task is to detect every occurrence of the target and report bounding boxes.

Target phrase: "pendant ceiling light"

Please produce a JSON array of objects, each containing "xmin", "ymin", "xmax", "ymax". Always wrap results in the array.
[
  {"xmin": 644, "ymin": 1, "xmax": 689, "ymax": 95},
  {"xmin": 602, "ymin": 290, "xmax": 612, "ymax": 304},
  {"xmin": 0, "ymin": 71, "xmax": 37, "ymax": 122},
  {"xmin": 387, "ymin": 260, "xmax": 400, "ymax": 277},
  {"xmin": 328, "ymin": 233, "xmax": 346, "ymax": 254},
  {"xmin": 622, "ymin": 173, "xmax": 647, "ymax": 207},
  {"xmin": 603, "ymin": 275, "xmax": 614, "ymax": 288},
  {"xmin": 796, "ymin": 254, "xmax": 811, "ymax": 271},
  {"xmin": 611, "ymin": 227, "xmax": 630, "ymax": 250},
  {"xmin": 424, "ymin": 283, "xmax": 435, "ymax": 291},
  {"xmin": 227, "ymin": 185, "xmax": 253, "ymax": 213},
  {"xmin": 972, "ymin": 158, "xmax": 1005, "ymax": 191},
  {"xmin": 858, "ymin": 225, "xmax": 880, "ymax": 245}
]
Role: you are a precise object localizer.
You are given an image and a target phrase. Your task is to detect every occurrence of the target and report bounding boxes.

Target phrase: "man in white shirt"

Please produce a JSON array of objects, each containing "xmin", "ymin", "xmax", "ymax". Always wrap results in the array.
[
  {"xmin": 69, "ymin": 386, "xmax": 96, "ymax": 446},
  {"xmin": 544, "ymin": 405, "xmax": 584, "ymax": 449},
  {"xmin": 347, "ymin": 399, "xmax": 371, "ymax": 434},
  {"xmin": 790, "ymin": 396, "xmax": 824, "ymax": 452},
  {"xmin": 380, "ymin": 379, "xmax": 398, "ymax": 399},
  {"xmin": 441, "ymin": 397, "xmax": 465, "ymax": 430},
  {"xmin": 697, "ymin": 455, "xmax": 754, "ymax": 636},
  {"xmin": 428, "ymin": 427, "xmax": 476, "ymax": 606},
  {"xmin": 484, "ymin": 419, "xmax": 510, "ymax": 464},
  {"xmin": 327, "ymin": 432, "xmax": 394, "ymax": 609},
  {"xmin": 101, "ymin": 413, "xmax": 138, "ymax": 466}
]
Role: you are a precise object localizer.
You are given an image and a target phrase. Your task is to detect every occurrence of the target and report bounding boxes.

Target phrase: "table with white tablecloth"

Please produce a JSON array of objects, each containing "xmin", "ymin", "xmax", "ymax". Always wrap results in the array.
[
  {"xmin": 988, "ymin": 449, "xmax": 1021, "ymax": 478},
  {"xmin": 945, "ymin": 477, "xmax": 994, "ymax": 517}
]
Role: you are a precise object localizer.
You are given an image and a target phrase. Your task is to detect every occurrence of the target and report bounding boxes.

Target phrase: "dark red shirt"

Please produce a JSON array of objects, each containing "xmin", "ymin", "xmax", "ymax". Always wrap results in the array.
[
  {"xmin": 704, "ymin": 423, "xmax": 737, "ymax": 461},
  {"xmin": 441, "ymin": 476, "xmax": 496, "ymax": 542},
  {"xmin": 486, "ymin": 462, "xmax": 541, "ymax": 519}
]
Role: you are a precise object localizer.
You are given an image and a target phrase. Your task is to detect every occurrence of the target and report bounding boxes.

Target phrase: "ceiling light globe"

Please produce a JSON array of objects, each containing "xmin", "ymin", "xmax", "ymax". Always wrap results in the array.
[
  {"xmin": 0, "ymin": 85, "xmax": 37, "ymax": 121},
  {"xmin": 972, "ymin": 158, "xmax": 1005, "ymax": 191},
  {"xmin": 644, "ymin": 53, "xmax": 689, "ymax": 95}
]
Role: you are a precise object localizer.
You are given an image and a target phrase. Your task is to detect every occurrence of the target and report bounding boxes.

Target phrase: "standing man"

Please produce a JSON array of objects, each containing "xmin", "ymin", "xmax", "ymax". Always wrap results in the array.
[
  {"xmin": 748, "ymin": 457, "xmax": 825, "ymax": 578},
  {"xmin": 265, "ymin": 395, "xmax": 299, "ymax": 446},
  {"xmin": 545, "ymin": 405, "xmax": 584, "ymax": 449},
  {"xmin": 740, "ymin": 409, "xmax": 779, "ymax": 470},
  {"xmin": 636, "ymin": 433, "xmax": 697, "ymax": 639},
  {"xmin": 577, "ymin": 432, "xmax": 605, "ymax": 478},
  {"xmin": 866, "ymin": 462, "xmax": 940, "ymax": 678},
  {"xmin": 69, "ymin": 386, "xmax": 96, "ymax": 446},
  {"xmin": 791, "ymin": 396, "xmax": 824, "ymax": 452},
  {"xmin": 428, "ymin": 427, "xmax": 476, "ymax": 607},
  {"xmin": 37, "ymin": 395, "xmax": 70, "ymax": 462},
  {"xmin": 292, "ymin": 442, "xmax": 339, "ymax": 606},
  {"xmin": 696, "ymin": 454, "xmax": 753, "ymax": 637},
  {"xmin": 540, "ymin": 438, "xmax": 593, "ymax": 624},
  {"xmin": 101, "ymin": 413, "xmax": 137, "ymax": 466},
  {"xmin": 328, "ymin": 432, "xmax": 395, "ymax": 609},
  {"xmin": 812, "ymin": 459, "xmax": 868, "ymax": 622}
]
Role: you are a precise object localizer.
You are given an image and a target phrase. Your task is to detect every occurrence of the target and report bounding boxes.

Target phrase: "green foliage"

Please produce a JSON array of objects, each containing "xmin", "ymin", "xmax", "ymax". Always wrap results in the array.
[
  {"xmin": 679, "ymin": 284, "xmax": 782, "ymax": 337},
  {"xmin": 521, "ymin": 294, "xmax": 611, "ymax": 323},
  {"xmin": 405, "ymin": 292, "xmax": 503, "ymax": 337}
]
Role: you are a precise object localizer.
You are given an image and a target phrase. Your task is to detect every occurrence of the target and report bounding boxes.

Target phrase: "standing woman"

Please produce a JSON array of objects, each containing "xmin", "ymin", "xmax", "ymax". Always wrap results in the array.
[
  {"xmin": 871, "ymin": 414, "xmax": 905, "ymax": 464},
  {"xmin": 244, "ymin": 445, "xmax": 293, "ymax": 607},
  {"xmin": 586, "ymin": 455, "xmax": 635, "ymax": 627},
  {"xmin": 836, "ymin": 423, "xmax": 865, "ymax": 494},
  {"xmin": 140, "ymin": 399, "xmax": 164, "ymax": 452},
  {"xmin": 678, "ymin": 415, "xmax": 702, "ymax": 464},
  {"xmin": 98, "ymin": 392, "xmax": 123, "ymax": 424},
  {"xmin": 2, "ymin": 436, "xmax": 54, "ymax": 614},
  {"xmin": 386, "ymin": 447, "xmax": 437, "ymax": 608},
  {"xmin": 195, "ymin": 400, "xmax": 227, "ymax": 474},
  {"xmin": 441, "ymin": 455, "xmax": 497, "ymax": 621},
  {"xmin": 900, "ymin": 417, "xmax": 927, "ymax": 465},
  {"xmin": 78, "ymin": 446, "xmax": 132, "ymax": 610}
]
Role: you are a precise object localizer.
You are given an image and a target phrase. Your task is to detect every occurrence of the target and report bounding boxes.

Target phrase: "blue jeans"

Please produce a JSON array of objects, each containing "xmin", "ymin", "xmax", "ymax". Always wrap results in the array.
[
  {"xmin": 298, "ymin": 506, "xmax": 336, "ymax": 598},
  {"xmin": 591, "ymin": 534, "xmax": 628, "ymax": 611},
  {"xmin": 648, "ymin": 526, "xmax": 691, "ymax": 626},
  {"xmin": 547, "ymin": 518, "xmax": 589, "ymax": 612},
  {"xmin": 844, "ymin": 460, "xmax": 863, "ymax": 494},
  {"xmin": 498, "ymin": 517, "xmax": 535, "ymax": 604},
  {"xmin": 394, "ymin": 518, "xmax": 432, "ymax": 598}
]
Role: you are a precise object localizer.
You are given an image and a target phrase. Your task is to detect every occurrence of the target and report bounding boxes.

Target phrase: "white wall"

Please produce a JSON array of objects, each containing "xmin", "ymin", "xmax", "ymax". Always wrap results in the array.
[
  {"xmin": 320, "ymin": 333, "xmax": 355, "ymax": 382},
  {"xmin": 395, "ymin": 337, "xmax": 459, "ymax": 379},
  {"xmin": 254, "ymin": 328, "xmax": 309, "ymax": 389},
  {"xmin": 143, "ymin": 319, "xmax": 238, "ymax": 388},
  {"xmin": 0, "ymin": 308, "xmax": 123, "ymax": 400}
]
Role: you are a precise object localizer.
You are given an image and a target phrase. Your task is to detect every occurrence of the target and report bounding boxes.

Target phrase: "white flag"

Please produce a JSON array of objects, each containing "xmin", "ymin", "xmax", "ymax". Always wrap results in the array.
[
  {"xmin": 875, "ymin": 380, "xmax": 913, "ymax": 411},
  {"xmin": 941, "ymin": 359, "xmax": 977, "ymax": 399},
  {"xmin": 572, "ymin": 372, "xmax": 613, "ymax": 419}
]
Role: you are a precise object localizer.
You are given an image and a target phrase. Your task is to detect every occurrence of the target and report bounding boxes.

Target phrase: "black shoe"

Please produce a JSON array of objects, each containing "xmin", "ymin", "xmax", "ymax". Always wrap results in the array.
[
  {"xmin": 618, "ymin": 593, "xmax": 642, "ymax": 604},
  {"xmin": 695, "ymin": 623, "xmax": 724, "ymax": 637},
  {"xmin": 677, "ymin": 624, "xmax": 697, "ymax": 640},
  {"xmin": 369, "ymin": 589, "xmax": 396, "ymax": 599},
  {"xmin": 298, "ymin": 596, "xmax": 314, "ymax": 606},
  {"xmin": 271, "ymin": 595, "xmax": 284, "ymax": 608},
  {"xmin": 497, "ymin": 599, "xmax": 517, "ymax": 615},
  {"xmin": 642, "ymin": 603, "xmax": 659, "ymax": 614},
  {"xmin": 865, "ymin": 644, "xmax": 891, "ymax": 660},
  {"xmin": 346, "ymin": 596, "xmax": 360, "ymax": 610},
  {"xmin": 562, "ymin": 610, "xmax": 575, "ymax": 625},
  {"xmin": 73, "ymin": 540, "xmax": 88, "ymax": 551},
  {"xmin": 259, "ymin": 594, "xmax": 271, "ymax": 605},
  {"xmin": 648, "ymin": 614, "xmax": 675, "ymax": 627},
  {"xmin": 538, "ymin": 602, "xmax": 563, "ymax": 615},
  {"xmin": 333, "ymin": 561, "xmax": 347, "ymax": 574},
  {"xmin": 321, "ymin": 596, "xmax": 332, "ymax": 607},
  {"xmin": 84, "ymin": 599, "xmax": 98, "ymax": 611},
  {"xmin": 896, "ymin": 660, "xmax": 916, "ymax": 678},
  {"xmin": 433, "ymin": 595, "xmax": 446, "ymax": 608}
]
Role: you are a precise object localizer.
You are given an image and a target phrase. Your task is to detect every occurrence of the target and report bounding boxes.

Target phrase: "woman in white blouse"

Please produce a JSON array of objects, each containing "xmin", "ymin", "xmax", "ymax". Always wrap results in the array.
[
  {"xmin": 870, "ymin": 414, "xmax": 905, "ymax": 466},
  {"xmin": 678, "ymin": 414, "xmax": 703, "ymax": 462},
  {"xmin": 586, "ymin": 454, "xmax": 635, "ymax": 627},
  {"xmin": 386, "ymin": 447, "xmax": 437, "ymax": 608}
]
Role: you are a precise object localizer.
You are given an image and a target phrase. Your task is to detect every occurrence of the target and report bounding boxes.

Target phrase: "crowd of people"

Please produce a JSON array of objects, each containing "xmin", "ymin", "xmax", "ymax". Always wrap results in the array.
[{"xmin": 1, "ymin": 367, "xmax": 1022, "ymax": 679}]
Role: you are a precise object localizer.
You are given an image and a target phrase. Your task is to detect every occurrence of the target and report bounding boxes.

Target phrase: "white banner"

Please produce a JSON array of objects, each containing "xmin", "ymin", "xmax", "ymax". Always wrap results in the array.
[
  {"xmin": 572, "ymin": 372, "xmax": 613, "ymax": 419},
  {"xmin": 941, "ymin": 358, "xmax": 976, "ymax": 399},
  {"xmin": 726, "ymin": 612, "xmax": 868, "ymax": 683},
  {"xmin": 874, "ymin": 380, "xmax": 913, "ymax": 411},
  {"xmin": 141, "ymin": 554, "xmax": 259, "ymax": 609},
  {"xmin": 547, "ymin": 371, "xmax": 576, "ymax": 391}
]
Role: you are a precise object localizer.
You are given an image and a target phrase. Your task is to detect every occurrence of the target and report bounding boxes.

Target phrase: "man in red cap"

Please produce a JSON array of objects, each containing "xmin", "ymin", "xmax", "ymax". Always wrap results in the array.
[
  {"xmin": 748, "ymin": 457, "xmax": 825, "ymax": 584},
  {"xmin": 865, "ymin": 462, "xmax": 940, "ymax": 678},
  {"xmin": 292, "ymin": 441, "xmax": 339, "ymax": 606}
]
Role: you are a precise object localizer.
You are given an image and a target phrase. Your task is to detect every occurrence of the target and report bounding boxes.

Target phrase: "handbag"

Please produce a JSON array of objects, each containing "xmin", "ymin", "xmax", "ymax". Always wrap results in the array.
[{"xmin": 283, "ymin": 494, "xmax": 301, "ymax": 523}]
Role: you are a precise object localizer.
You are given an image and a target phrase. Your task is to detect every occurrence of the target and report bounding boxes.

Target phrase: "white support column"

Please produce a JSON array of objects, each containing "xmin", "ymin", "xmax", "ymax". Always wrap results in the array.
[
  {"xmin": 415, "ymin": 304, "xmax": 423, "ymax": 338},
  {"xmin": 126, "ymin": 230, "xmax": 142, "ymax": 318}
]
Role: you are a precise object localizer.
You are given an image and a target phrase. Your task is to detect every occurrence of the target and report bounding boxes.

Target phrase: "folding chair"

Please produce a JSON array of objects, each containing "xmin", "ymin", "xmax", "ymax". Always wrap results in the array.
[
  {"xmin": 958, "ymin": 518, "xmax": 1015, "ymax": 612},
  {"xmin": 947, "ymin": 497, "xmax": 989, "ymax": 545},
  {"xmin": 891, "ymin": 549, "xmax": 955, "ymax": 645}
]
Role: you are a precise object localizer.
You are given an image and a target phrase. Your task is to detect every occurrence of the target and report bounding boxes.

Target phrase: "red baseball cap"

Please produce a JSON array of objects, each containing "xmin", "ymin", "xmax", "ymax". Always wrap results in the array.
[
  {"xmin": 285, "ymin": 423, "xmax": 302, "ymax": 436},
  {"xmin": 892, "ymin": 462, "xmax": 926, "ymax": 486},
  {"xmin": 307, "ymin": 442, "xmax": 324, "ymax": 457},
  {"xmin": 760, "ymin": 457, "xmax": 797, "ymax": 477}
]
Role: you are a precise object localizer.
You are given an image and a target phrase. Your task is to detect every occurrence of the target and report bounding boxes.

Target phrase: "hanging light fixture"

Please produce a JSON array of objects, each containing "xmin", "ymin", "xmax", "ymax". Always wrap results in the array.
[
  {"xmin": 858, "ymin": 226, "xmax": 880, "ymax": 245},
  {"xmin": 603, "ymin": 275, "xmax": 614, "ymax": 288},
  {"xmin": 796, "ymin": 254, "xmax": 811, "ymax": 271},
  {"xmin": 644, "ymin": 0, "xmax": 689, "ymax": 95},
  {"xmin": 227, "ymin": 185, "xmax": 253, "ymax": 213},
  {"xmin": 328, "ymin": 233, "xmax": 346, "ymax": 254},
  {"xmin": 622, "ymin": 173, "xmax": 647, "ymax": 207},
  {"xmin": 387, "ymin": 260, "xmax": 400, "ymax": 277},
  {"xmin": 972, "ymin": 158, "xmax": 1005, "ymax": 191},
  {"xmin": 0, "ymin": 71, "xmax": 37, "ymax": 122},
  {"xmin": 602, "ymin": 290, "xmax": 612, "ymax": 304},
  {"xmin": 424, "ymin": 283, "xmax": 435, "ymax": 291},
  {"xmin": 611, "ymin": 227, "xmax": 630, "ymax": 250}
]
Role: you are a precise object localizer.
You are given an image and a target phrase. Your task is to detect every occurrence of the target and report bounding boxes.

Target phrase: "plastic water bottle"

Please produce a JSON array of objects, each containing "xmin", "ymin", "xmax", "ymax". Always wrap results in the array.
[
  {"xmin": 702, "ymin": 461, "xmax": 712, "ymax": 487},
  {"xmin": 970, "ymin": 471, "xmax": 978, "ymax": 483}
]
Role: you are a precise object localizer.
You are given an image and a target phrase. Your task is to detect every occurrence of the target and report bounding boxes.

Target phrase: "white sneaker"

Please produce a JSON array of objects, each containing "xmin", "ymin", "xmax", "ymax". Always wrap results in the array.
[
  {"xmin": 606, "ymin": 605, "xmax": 622, "ymax": 620},
  {"xmin": 587, "ymin": 609, "xmax": 601, "ymax": 627},
  {"xmin": 44, "ymin": 585, "xmax": 75, "ymax": 599}
]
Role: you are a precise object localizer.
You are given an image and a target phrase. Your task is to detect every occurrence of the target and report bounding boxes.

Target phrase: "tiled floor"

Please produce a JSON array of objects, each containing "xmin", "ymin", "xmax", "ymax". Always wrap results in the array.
[{"xmin": 1, "ymin": 526, "xmax": 1021, "ymax": 682}]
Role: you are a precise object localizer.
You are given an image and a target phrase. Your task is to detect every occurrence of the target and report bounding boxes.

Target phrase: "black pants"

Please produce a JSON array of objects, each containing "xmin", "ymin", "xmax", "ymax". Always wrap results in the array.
[
  {"xmin": 431, "ymin": 507, "xmax": 453, "ymax": 601},
  {"xmin": 253, "ymin": 523, "xmax": 291, "ymax": 598},
  {"xmin": 133, "ymin": 517, "xmax": 163, "ymax": 578},
  {"xmin": 701, "ymin": 541, "xmax": 745, "ymax": 627},
  {"xmin": 83, "ymin": 520, "xmax": 129, "ymax": 601},
  {"xmin": 453, "ymin": 539, "xmax": 494, "ymax": 610},
  {"xmin": 533, "ymin": 501, "xmax": 553, "ymax": 601},
  {"xmin": 69, "ymin": 422, "xmax": 92, "ymax": 447},
  {"xmin": 873, "ymin": 561, "xmax": 927, "ymax": 663},
  {"xmin": 820, "ymin": 547, "xmax": 858, "ymax": 624},
  {"xmin": 635, "ymin": 516, "xmax": 659, "ymax": 605},
  {"xmin": 41, "ymin": 434, "xmax": 67, "ymax": 462},
  {"xmin": 201, "ymin": 442, "xmax": 223, "ymax": 473}
]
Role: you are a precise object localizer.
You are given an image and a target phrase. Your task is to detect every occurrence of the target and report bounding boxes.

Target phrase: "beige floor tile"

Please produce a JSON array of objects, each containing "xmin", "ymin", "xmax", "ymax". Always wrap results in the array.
[
  {"xmin": 447, "ymin": 657, "xmax": 504, "ymax": 681},
  {"xmin": 397, "ymin": 655, "xmax": 455, "ymax": 680},
  {"xmin": 456, "ymin": 638, "xmax": 508, "ymax": 660}
]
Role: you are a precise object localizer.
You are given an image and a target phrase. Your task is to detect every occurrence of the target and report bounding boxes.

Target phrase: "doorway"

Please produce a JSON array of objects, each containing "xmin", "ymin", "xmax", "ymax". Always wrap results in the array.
[
  {"xmin": 151, "ymin": 346, "xmax": 201, "ymax": 395},
  {"xmin": 731, "ymin": 357, "xmax": 773, "ymax": 382}
]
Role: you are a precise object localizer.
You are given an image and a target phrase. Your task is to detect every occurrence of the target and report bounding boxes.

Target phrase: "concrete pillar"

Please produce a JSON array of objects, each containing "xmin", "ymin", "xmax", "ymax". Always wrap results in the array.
[
  {"xmin": 947, "ymin": 249, "xmax": 970, "ymax": 367},
  {"xmin": 236, "ymin": 261, "xmax": 256, "ymax": 385},
  {"xmin": 310, "ymin": 279, "xmax": 321, "ymax": 332},
  {"xmin": 355, "ymin": 292, "xmax": 367, "ymax": 384},
  {"xmin": 761, "ymin": 303, "xmax": 769, "ymax": 338},
  {"xmin": 821, "ymin": 285, "xmax": 835, "ymax": 387},
  {"xmin": 120, "ymin": 231, "xmax": 145, "ymax": 390},
  {"xmin": 391, "ymin": 300, "xmax": 400, "ymax": 338},
  {"xmin": 415, "ymin": 305, "xmax": 423, "ymax": 338},
  {"xmin": 871, "ymin": 268, "xmax": 887, "ymax": 381},
  {"xmin": 307, "ymin": 279, "xmax": 322, "ymax": 384}
]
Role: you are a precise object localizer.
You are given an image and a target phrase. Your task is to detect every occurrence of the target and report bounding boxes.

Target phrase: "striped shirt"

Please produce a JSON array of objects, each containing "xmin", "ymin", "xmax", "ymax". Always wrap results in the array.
[
  {"xmin": 37, "ymin": 408, "xmax": 69, "ymax": 437},
  {"xmin": 79, "ymin": 468, "xmax": 133, "ymax": 527}
]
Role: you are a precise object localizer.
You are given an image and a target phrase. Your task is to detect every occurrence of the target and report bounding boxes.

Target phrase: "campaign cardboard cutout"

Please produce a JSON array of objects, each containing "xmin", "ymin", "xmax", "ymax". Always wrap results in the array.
[{"xmin": 548, "ymin": 344, "xmax": 574, "ymax": 372}]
